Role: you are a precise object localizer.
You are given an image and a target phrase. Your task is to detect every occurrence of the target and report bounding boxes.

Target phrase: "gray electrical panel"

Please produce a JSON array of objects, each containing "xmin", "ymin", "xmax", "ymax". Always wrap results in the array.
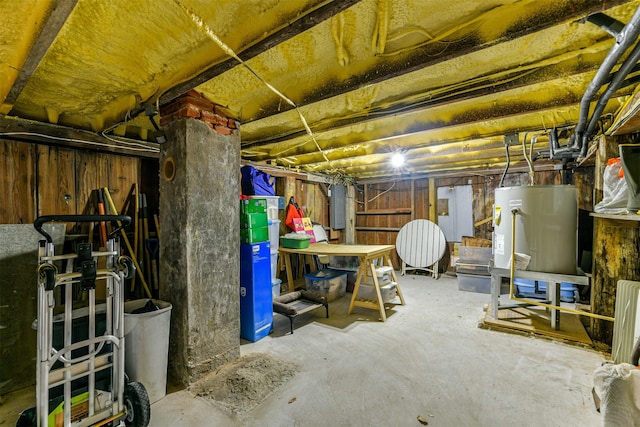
[{"xmin": 330, "ymin": 184, "xmax": 346, "ymax": 230}]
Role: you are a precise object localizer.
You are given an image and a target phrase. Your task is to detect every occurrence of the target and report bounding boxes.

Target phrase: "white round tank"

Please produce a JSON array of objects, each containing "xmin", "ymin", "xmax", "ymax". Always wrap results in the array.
[{"xmin": 493, "ymin": 185, "xmax": 577, "ymax": 274}]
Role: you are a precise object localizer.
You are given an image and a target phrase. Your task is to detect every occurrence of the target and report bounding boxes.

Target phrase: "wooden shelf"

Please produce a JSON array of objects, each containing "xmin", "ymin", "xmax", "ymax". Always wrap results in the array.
[
  {"xmin": 355, "ymin": 227, "xmax": 401, "ymax": 232},
  {"xmin": 590, "ymin": 212, "xmax": 640, "ymax": 221},
  {"xmin": 356, "ymin": 209, "xmax": 412, "ymax": 215}
]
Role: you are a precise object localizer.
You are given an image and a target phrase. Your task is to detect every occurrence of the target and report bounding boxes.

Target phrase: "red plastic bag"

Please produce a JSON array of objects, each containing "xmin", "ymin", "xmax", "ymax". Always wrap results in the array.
[{"xmin": 285, "ymin": 196, "xmax": 304, "ymax": 230}]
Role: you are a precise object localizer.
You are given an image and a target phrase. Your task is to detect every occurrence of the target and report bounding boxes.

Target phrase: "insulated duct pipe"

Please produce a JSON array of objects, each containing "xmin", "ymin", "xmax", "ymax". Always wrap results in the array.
[
  {"xmin": 581, "ymin": 12, "xmax": 625, "ymax": 38},
  {"xmin": 583, "ymin": 39, "xmax": 640, "ymax": 156},
  {"xmin": 552, "ymin": 7, "xmax": 640, "ymax": 159}
]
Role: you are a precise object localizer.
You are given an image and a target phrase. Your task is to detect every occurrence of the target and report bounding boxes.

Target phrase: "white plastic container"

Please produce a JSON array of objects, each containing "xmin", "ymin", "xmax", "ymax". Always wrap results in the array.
[
  {"xmin": 457, "ymin": 273, "xmax": 492, "ymax": 294},
  {"xmin": 250, "ymin": 195, "xmax": 281, "ymax": 220},
  {"xmin": 356, "ymin": 282, "xmax": 397, "ymax": 303},
  {"xmin": 270, "ymin": 249, "xmax": 278, "ymax": 283},
  {"xmin": 272, "ymin": 278, "xmax": 282, "ymax": 299},
  {"xmin": 328, "ymin": 256, "xmax": 360, "ymax": 271},
  {"xmin": 269, "ymin": 219, "xmax": 280, "ymax": 250},
  {"xmin": 124, "ymin": 299, "xmax": 172, "ymax": 404},
  {"xmin": 361, "ymin": 266, "xmax": 394, "ymax": 286}
]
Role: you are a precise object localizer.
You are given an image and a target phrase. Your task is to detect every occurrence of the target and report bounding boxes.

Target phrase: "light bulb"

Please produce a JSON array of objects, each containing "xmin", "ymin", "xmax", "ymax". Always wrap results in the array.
[{"xmin": 391, "ymin": 153, "xmax": 405, "ymax": 167}]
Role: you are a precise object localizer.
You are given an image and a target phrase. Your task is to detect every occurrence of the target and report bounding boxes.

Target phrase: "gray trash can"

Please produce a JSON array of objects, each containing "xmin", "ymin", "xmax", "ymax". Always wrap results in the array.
[{"xmin": 124, "ymin": 299, "xmax": 172, "ymax": 404}]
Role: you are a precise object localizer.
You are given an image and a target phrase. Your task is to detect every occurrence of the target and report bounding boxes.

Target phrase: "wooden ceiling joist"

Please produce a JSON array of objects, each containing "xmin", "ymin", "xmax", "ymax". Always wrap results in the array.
[
  {"xmin": 5, "ymin": 0, "xmax": 79, "ymax": 105},
  {"xmin": 158, "ymin": 0, "xmax": 363, "ymax": 105},
  {"xmin": 240, "ymin": 0, "xmax": 630, "ymax": 124},
  {"xmin": 0, "ymin": 116, "xmax": 160, "ymax": 158}
]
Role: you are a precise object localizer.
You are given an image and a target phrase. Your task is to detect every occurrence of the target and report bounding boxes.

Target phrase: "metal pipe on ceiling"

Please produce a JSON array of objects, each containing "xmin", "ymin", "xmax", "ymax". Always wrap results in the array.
[
  {"xmin": 583, "ymin": 38, "xmax": 640, "ymax": 155},
  {"xmin": 552, "ymin": 6, "xmax": 640, "ymax": 160}
]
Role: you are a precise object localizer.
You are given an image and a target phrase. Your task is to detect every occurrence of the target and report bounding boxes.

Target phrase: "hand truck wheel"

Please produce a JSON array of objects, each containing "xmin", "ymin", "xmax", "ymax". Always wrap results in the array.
[
  {"xmin": 37, "ymin": 263, "xmax": 57, "ymax": 291},
  {"xmin": 118, "ymin": 256, "xmax": 136, "ymax": 280},
  {"xmin": 123, "ymin": 381, "xmax": 151, "ymax": 427}
]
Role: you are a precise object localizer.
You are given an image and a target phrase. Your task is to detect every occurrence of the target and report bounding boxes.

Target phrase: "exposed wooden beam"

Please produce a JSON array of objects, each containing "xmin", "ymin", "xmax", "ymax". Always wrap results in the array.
[
  {"xmin": 304, "ymin": 139, "xmax": 550, "ymax": 173},
  {"xmin": 159, "ymin": 0, "xmax": 362, "ymax": 104},
  {"xmin": 240, "ymin": 0, "xmax": 629, "ymax": 123},
  {"xmin": 5, "ymin": 0, "xmax": 79, "ymax": 105},
  {"xmin": 241, "ymin": 58, "xmax": 606, "ymax": 149},
  {"xmin": 241, "ymin": 64, "xmax": 608, "ymax": 160},
  {"xmin": 355, "ymin": 162, "xmax": 561, "ymax": 184},
  {"xmin": 251, "ymin": 82, "xmax": 631, "ymax": 173},
  {"xmin": 353, "ymin": 160, "xmax": 561, "ymax": 181},
  {"xmin": 428, "ymin": 178, "xmax": 437, "ymax": 223},
  {"xmin": 0, "ymin": 116, "xmax": 160, "ymax": 158}
]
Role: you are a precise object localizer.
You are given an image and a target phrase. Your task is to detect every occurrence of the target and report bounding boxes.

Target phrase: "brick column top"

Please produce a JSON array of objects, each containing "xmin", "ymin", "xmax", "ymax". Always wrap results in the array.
[{"xmin": 160, "ymin": 90, "xmax": 238, "ymax": 136}]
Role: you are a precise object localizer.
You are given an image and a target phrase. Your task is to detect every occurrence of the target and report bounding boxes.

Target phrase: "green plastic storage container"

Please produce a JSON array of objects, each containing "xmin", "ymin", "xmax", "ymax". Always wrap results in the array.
[
  {"xmin": 280, "ymin": 235, "xmax": 311, "ymax": 249},
  {"xmin": 240, "ymin": 198, "xmax": 267, "ymax": 214},
  {"xmin": 240, "ymin": 226, "xmax": 269, "ymax": 244},
  {"xmin": 240, "ymin": 212, "xmax": 268, "ymax": 229}
]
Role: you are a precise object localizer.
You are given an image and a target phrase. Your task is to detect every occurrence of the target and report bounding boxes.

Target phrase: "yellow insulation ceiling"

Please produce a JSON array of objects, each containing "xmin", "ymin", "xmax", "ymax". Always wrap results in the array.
[{"xmin": 2, "ymin": 0, "xmax": 640, "ymax": 179}]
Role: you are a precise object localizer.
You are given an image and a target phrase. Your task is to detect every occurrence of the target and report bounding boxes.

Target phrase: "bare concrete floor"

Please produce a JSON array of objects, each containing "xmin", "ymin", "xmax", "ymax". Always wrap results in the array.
[
  {"xmin": 1, "ymin": 273, "xmax": 606, "ymax": 426},
  {"xmin": 153, "ymin": 273, "xmax": 605, "ymax": 427}
]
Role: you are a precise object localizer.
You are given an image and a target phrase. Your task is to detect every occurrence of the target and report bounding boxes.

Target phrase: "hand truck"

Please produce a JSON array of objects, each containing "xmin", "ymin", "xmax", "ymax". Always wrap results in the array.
[{"xmin": 17, "ymin": 215, "xmax": 150, "ymax": 427}]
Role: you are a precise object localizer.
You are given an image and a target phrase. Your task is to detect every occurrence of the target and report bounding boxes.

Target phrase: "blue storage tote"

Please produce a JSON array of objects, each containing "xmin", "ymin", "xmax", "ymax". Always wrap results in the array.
[
  {"xmin": 240, "ymin": 242, "xmax": 273, "ymax": 342},
  {"xmin": 303, "ymin": 269, "xmax": 348, "ymax": 301},
  {"xmin": 514, "ymin": 278, "xmax": 578, "ymax": 303}
]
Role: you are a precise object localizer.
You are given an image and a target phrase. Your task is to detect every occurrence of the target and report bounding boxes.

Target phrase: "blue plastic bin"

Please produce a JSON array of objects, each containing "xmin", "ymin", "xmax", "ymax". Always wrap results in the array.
[
  {"xmin": 240, "ymin": 242, "xmax": 273, "ymax": 342},
  {"xmin": 514, "ymin": 278, "xmax": 578, "ymax": 303}
]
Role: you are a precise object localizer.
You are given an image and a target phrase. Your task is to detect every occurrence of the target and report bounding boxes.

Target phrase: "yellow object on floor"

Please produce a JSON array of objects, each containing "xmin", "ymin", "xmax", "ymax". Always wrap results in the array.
[{"xmin": 481, "ymin": 304, "xmax": 593, "ymax": 345}]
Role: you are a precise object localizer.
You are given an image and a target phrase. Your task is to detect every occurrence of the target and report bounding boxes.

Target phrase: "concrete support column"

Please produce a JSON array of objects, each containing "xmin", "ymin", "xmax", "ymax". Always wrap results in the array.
[{"xmin": 159, "ymin": 91, "xmax": 241, "ymax": 386}]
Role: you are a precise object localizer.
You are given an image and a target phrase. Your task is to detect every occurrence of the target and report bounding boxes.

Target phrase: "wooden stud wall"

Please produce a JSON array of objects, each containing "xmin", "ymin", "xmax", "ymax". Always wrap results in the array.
[
  {"xmin": 354, "ymin": 168, "xmax": 592, "ymax": 270},
  {"xmin": 275, "ymin": 176, "xmax": 340, "ymax": 241},
  {"xmin": 36, "ymin": 145, "xmax": 76, "ymax": 216},
  {"xmin": 296, "ymin": 180, "xmax": 328, "ymax": 227},
  {"xmin": 591, "ymin": 216, "xmax": 640, "ymax": 345},
  {"xmin": 1, "ymin": 140, "xmax": 35, "ymax": 224},
  {"xmin": 1, "ymin": 139, "xmax": 142, "ymax": 226},
  {"xmin": 590, "ymin": 134, "xmax": 639, "ymax": 344},
  {"xmin": 355, "ymin": 180, "xmax": 413, "ymax": 268}
]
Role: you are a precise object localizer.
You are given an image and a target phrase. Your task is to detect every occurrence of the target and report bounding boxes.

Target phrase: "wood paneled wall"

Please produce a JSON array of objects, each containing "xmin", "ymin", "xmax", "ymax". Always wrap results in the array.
[
  {"xmin": 1, "ymin": 140, "xmax": 35, "ymax": 224},
  {"xmin": 295, "ymin": 180, "xmax": 329, "ymax": 228},
  {"xmin": 0, "ymin": 139, "xmax": 146, "ymax": 396},
  {"xmin": 274, "ymin": 175, "xmax": 341, "ymax": 240},
  {"xmin": 1, "ymin": 139, "xmax": 142, "ymax": 226}
]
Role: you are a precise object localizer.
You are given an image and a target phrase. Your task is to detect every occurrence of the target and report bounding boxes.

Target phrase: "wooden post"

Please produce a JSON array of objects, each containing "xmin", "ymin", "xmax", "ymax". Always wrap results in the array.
[
  {"xmin": 410, "ymin": 179, "xmax": 415, "ymax": 221},
  {"xmin": 345, "ymin": 185, "xmax": 356, "ymax": 244},
  {"xmin": 591, "ymin": 215, "xmax": 640, "ymax": 344},
  {"xmin": 590, "ymin": 133, "xmax": 639, "ymax": 344},
  {"xmin": 428, "ymin": 177, "xmax": 437, "ymax": 223},
  {"xmin": 284, "ymin": 176, "xmax": 297, "ymax": 209}
]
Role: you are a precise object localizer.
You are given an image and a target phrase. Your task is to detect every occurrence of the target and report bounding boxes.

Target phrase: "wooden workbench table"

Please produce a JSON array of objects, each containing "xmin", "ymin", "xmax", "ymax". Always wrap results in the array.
[{"xmin": 279, "ymin": 243, "xmax": 405, "ymax": 321}]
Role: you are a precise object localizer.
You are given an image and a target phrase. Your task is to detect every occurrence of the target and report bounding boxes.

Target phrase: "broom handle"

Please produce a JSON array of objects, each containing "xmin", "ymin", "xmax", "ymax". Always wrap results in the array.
[{"xmin": 103, "ymin": 187, "xmax": 153, "ymax": 299}]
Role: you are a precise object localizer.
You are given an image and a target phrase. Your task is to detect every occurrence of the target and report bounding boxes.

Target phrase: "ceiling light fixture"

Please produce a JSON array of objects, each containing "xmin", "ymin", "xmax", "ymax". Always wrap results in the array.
[{"xmin": 391, "ymin": 153, "xmax": 405, "ymax": 167}]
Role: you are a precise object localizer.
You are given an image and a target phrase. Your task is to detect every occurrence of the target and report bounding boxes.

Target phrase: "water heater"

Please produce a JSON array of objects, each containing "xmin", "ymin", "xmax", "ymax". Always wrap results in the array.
[{"xmin": 493, "ymin": 185, "xmax": 577, "ymax": 274}]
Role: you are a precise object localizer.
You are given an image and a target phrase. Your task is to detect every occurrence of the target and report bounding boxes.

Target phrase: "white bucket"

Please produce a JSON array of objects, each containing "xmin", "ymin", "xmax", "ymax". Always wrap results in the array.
[
  {"xmin": 272, "ymin": 278, "xmax": 282, "ymax": 299},
  {"xmin": 124, "ymin": 299, "xmax": 172, "ymax": 404},
  {"xmin": 270, "ymin": 249, "xmax": 278, "ymax": 282}
]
